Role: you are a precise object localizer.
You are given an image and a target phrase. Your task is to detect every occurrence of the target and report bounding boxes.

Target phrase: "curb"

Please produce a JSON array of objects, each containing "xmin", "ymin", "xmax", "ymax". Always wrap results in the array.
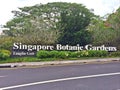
[{"xmin": 0, "ymin": 58, "xmax": 120, "ymax": 68}]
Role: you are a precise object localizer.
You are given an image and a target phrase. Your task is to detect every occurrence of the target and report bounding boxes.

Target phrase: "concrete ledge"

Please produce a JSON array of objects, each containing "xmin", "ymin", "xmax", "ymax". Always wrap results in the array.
[
  {"xmin": 0, "ymin": 58, "xmax": 120, "ymax": 68},
  {"xmin": 0, "ymin": 65, "xmax": 12, "ymax": 68}
]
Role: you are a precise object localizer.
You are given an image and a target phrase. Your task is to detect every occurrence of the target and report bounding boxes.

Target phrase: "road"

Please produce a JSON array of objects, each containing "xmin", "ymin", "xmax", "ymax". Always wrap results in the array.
[{"xmin": 0, "ymin": 62, "xmax": 120, "ymax": 90}]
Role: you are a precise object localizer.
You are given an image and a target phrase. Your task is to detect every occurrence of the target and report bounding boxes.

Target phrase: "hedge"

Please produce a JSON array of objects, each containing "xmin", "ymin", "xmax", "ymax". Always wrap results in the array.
[
  {"xmin": 37, "ymin": 50, "xmax": 69, "ymax": 59},
  {"xmin": 0, "ymin": 50, "xmax": 11, "ymax": 60},
  {"xmin": 37, "ymin": 50, "xmax": 109, "ymax": 59}
]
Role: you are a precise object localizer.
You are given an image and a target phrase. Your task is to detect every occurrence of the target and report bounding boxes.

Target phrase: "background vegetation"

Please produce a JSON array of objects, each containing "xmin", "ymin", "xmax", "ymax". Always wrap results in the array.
[{"xmin": 0, "ymin": 2, "xmax": 120, "ymax": 61}]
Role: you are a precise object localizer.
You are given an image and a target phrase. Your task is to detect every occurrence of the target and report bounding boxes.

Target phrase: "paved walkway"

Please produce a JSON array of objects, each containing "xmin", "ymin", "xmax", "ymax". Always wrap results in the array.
[{"xmin": 0, "ymin": 58, "xmax": 120, "ymax": 68}]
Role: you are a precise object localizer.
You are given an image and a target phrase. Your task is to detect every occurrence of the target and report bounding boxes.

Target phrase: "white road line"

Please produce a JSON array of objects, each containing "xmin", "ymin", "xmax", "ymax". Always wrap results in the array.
[
  {"xmin": 0, "ymin": 76, "xmax": 5, "ymax": 78},
  {"xmin": 0, "ymin": 72, "xmax": 120, "ymax": 90}
]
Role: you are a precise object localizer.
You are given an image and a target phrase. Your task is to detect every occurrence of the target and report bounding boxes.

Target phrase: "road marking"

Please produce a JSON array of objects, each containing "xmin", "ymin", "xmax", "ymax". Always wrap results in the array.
[
  {"xmin": 0, "ymin": 76, "xmax": 5, "ymax": 78},
  {"xmin": 0, "ymin": 72, "xmax": 120, "ymax": 90}
]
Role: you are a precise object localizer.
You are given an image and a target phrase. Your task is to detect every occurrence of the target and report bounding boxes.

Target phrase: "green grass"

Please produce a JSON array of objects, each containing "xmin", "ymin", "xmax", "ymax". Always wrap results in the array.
[
  {"xmin": 1, "ymin": 56, "xmax": 119, "ymax": 64},
  {"xmin": 1, "ymin": 50, "xmax": 119, "ymax": 63},
  {"xmin": 0, "ymin": 57, "xmax": 38, "ymax": 63},
  {"xmin": 0, "ymin": 57, "xmax": 60, "ymax": 63}
]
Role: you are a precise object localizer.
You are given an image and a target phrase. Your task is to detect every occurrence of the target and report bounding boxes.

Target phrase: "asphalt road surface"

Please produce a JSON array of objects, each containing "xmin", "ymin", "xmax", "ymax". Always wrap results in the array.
[{"xmin": 0, "ymin": 62, "xmax": 120, "ymax": 90}]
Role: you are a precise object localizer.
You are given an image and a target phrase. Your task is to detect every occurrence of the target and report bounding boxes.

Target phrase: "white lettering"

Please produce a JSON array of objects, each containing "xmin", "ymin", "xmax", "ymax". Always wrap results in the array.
[{"xmin": 13, "ymin": 43, "xmax": 19, "ymax": 49}]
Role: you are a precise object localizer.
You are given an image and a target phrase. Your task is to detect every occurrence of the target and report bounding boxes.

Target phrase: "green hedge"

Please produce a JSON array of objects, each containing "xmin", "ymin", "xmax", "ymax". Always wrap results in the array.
[
  {"xmin": 37, "ymin": 50, "xmax": 108, "ymax": 59},
  {"xmin": 36, "ymin": 50, "xmax": 50, "ymax": 58},
  {"xmin": 37, "ymin": 50, "xmax": 69, "ymax": 59},
  {"xmin": 0, "ymin": 50, "xmax": 11, "ymax": 60},
  {"xmin": 88, "ymin": 50, "xmax": 108, "ymax": 57},
  {"xmin": 109, "ymin": 52, "xmax": 120, "ymax": 57}
]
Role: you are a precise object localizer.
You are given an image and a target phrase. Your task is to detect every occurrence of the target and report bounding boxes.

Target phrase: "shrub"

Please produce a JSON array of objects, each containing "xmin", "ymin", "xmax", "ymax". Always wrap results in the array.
[
  {"xmin": 88, "ymin": 50, "xmax": 108, "ymax": 57},
  {"xmin": 57, "ymin": 51, "xmax": 69, "ymax": 59},
  {"xmin": 49, "ymin": 50, "xmax": 59, "ymax": 58},
  {"xmin": 37, "ymin": 50, "xmax": 69, "ymax": 59},
  {"xmin": 0, "ymin": 50, "xmax": 11, "ymax": 60},
  {"xmin": 76, "ymin": 51, "xmax": 89, "ymax": 57},
  {"xmin": 37, "ymin": 50, "xmax": 109, "ymax": 59},
  {"xmin": 0, "ymin": 36, "xmax": 15, "ymax": 50},
  {"xmin": 69, "ymin": 50, "xmax": 108, "ymax": 58},
  {"xmin": 68, "ymin": 51, "xmax": 78, "ymax": 58},
  {"xmin": 109, "ymin": 52, "xmax": 120, "ymax": 57},
  {"xmin": 37, "ymin": 50, "xmax": 50, "ymax": 58}
]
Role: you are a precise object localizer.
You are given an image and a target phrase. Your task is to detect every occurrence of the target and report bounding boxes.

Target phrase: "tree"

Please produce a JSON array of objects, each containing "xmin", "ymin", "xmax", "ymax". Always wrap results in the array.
[
  {"xmin": 87, "ymin": 7, "xmax": 120, "ymax": 50},
  {"xmin": 57, "ymin": 3, "xmax": 94, "ymax": 45},
  {"xmin": 3, "ymin": 2, "xmax": 94, "ymax": 45},
  {"xmin": 107, "ymin": 7, "xmax": 120, "ymax": 50}
]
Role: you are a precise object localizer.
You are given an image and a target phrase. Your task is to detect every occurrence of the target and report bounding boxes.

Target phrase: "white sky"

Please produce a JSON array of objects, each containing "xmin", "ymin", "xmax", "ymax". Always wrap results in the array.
[{"xmin": 0, "ymin": 0, "xmax": 120, "ymax": 32}]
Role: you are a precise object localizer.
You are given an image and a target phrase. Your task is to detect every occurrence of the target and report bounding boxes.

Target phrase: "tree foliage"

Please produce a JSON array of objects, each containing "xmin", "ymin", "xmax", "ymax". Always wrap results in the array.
[
  {"xmin": 3, "ymin": 2, "xmax": 94, "ymax": 45},
  {"xmin": 87, "ymin": 7, "xmax": 120, "ymax": 50},
  {"xmin": 107, "ymin": 7, "xmax": 120, "ymax": 50},
  {"xmin": 57, "ymin": 3, "xmax": 94, "ymax": 45},
  {"xmin": 0, "ymin": 2, "xmax": 119, "ymax": 52}
]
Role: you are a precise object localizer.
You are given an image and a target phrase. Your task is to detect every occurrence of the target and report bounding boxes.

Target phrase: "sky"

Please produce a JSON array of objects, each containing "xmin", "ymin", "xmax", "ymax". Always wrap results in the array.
[{"xmin": 0, "ymin": 0, "xmax": 120, "ymax": 32}]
